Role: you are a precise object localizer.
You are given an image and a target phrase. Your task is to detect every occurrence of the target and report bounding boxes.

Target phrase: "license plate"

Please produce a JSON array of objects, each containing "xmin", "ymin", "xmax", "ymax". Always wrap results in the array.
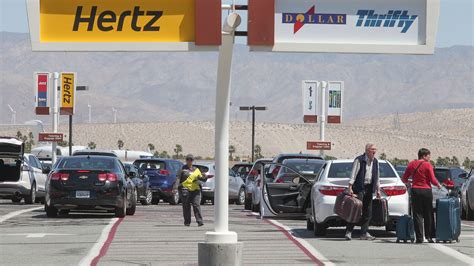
[{"xmin": 76, "ymin": 191, "xmax": 90, "ymax": 198}]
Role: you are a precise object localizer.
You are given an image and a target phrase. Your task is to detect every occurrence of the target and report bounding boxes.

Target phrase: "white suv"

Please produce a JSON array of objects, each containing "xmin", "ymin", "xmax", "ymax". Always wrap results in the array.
[
  {"xmin": 0, "ymin": 137, "xmax": 48, "ymax": 204},
  {"xmin": 308, "ymin": 160, "xmax": 409, "ymax": 236}
]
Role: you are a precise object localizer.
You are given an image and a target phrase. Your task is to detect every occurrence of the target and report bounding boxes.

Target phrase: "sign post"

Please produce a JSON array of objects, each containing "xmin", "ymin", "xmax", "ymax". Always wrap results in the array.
[
  {"xmin": 35, "ymin": 72, "xmax": 50, "ymax": 115},
  {"xmin": 52, "ymin": 72, "xmax": 59, "ymax": 165}
]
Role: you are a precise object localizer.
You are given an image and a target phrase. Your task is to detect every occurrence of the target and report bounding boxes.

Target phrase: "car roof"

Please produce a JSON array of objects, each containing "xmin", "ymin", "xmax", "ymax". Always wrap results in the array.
[
  {"xmin": 274, "ymin": 153, "xmax": 324, "ymax": 160},
  {"xmin": 72, "ymin": 150, "xmax": 117, "ymax": 157},
  {"xmin": 282, "ymin": 158, "xmax": 325, "ymax": 163},
  {"xmin": 134, "ymin": 158, "xmax": 181, "ymax": 163},
  {"xmin": 328, "ymin": 159, "xmax": 390, "ymax": 164},
  {"xmin": 233, "ymin": 163, "xmax": 253, "ymax": 166}
]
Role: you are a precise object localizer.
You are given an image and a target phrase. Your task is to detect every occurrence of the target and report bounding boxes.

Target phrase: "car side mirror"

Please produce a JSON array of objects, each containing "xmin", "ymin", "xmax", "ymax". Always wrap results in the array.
[{"xmin": 459, "ymin": 173, "xmax": 468, "ymax": 179}]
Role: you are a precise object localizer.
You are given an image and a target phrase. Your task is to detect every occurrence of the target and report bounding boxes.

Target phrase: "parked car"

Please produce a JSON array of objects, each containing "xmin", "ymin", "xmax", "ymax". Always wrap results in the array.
[
  {"xmin": 0, "ymin": 137, "xmax": 48, "ymax": 204},
  {"xmin": 244, "ymin": 158, "xmax": 273, "ymax": 210},
  {"xmin": 44, "ymin": 155, "xmax": 136, "ymax": 217},
  {"xmin": 434, "ymin": 166, "xmax": 468, "ymax": 194},
  {"xmin": 274, "ymin": 158, "xmax": 325, "ymax": 183},
  {"xmin": 394, "ymin": 165, "xmax": 407, "ymax": 178},
  {"xmin": 307, "ymin": 160, "xmax": 409, "ymax": 236},
  {"xmin": 267, "ymin": 153, "xmax": 324, "ymax": 181},
  {"xmin": 231, "ymin": 163, "xmax": 253, "ymax": 181},
  {"xmin": 460, "ymin": 168, "xmax": 474, "ymax": 220},
  {"xmin": 124, "ymin": 162, "xmax": 152, "ymax": 205},
  {"xmin": 133, "ymin": 158, "xmax": 183, "ymax": 205},
  {"xmin": 195, "ymin": 162, "xmax": 246, "ymax": 205}
]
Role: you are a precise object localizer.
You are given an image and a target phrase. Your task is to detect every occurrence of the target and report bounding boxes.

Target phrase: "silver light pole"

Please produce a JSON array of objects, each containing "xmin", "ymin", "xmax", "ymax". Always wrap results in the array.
[
  {"xmin": 112, "ymin": 108, "xmax": 117, "ymax": 124},
  {"xmin": 87, "ymin": 104, "xmax": 92, "ymax": 123}
]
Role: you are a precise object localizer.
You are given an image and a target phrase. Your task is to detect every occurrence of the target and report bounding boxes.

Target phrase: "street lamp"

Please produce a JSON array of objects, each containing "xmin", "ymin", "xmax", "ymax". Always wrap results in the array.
[
  {"xmin": 7, "ymin": 105, "xmax": 16, "ymax": 125},
  {"xmin": 239, "ymin": 106, "xmax": 267, "ymax": 162},
  {"xmin": 112, "ymin": 108, "xmax": 117, "ymax": 124}
]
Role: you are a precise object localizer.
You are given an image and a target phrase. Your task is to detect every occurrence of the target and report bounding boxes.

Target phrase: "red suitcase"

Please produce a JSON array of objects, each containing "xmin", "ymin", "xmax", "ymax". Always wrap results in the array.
[{"xmin": 334, "ymin": 192, "xmax": 363, "ymax": 224}]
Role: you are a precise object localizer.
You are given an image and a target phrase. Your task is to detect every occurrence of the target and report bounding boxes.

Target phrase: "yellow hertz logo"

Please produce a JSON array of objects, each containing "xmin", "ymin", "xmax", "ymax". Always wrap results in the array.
[
  {"xmin": 73, "ymin": 6, "xmax": 163, "ymax": 32},
  {"xmin": 39, "ymin": 0, "xmax": 195, "ymax": 42}
]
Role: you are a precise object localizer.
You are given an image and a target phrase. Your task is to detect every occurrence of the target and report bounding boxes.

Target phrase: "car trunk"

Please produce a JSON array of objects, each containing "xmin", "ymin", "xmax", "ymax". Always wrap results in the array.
[
  {"xmin": 0, "ymin": 138, "xmax": 24, "ymax": 182},
  {"xmin": 54, "ymin": 169, "xmax": 119, "ymax": 199}
]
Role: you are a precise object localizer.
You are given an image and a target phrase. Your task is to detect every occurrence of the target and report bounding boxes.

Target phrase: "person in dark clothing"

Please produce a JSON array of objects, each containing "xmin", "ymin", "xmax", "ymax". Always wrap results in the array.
[
  {"xmin": 173, "ymin": 154, "xmax": 206, "ymax": 227},
  {"xmin": 402, "ymin": 148, "xmax": 441, "ymax": 243},
  {"xmin": 345, "ymin": 143, "xmax": 381, "ymax": 241}
]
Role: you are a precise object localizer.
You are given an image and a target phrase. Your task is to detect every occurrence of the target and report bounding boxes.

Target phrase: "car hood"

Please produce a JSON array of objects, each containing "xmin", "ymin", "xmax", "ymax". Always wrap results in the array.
[{"xmin": 0, "ymin": 138, "xmax": 24, "ymax": 158}]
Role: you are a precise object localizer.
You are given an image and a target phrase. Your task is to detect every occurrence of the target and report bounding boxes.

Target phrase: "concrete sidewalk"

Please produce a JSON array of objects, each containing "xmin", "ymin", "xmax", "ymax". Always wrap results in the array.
[{"xmin": 98, "ymin": 204, "xmax": 318, "ymax": 265}]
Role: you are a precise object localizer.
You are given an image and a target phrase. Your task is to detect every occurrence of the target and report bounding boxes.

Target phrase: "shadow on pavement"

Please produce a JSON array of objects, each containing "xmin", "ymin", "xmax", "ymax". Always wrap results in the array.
[{"xmin": 291, "ymin": 227, "xmax": 397, "ymax": 241}]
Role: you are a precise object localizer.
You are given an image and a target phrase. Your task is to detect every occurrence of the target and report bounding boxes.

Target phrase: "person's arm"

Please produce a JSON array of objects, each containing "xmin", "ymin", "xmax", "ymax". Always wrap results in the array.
[
  {"xmin": 428, "ymin": 165, "xmax": 441, "ymax": 189},
  {"xmin": 348, "ymin": 159, "xmax": 360, "ymax": 195}
]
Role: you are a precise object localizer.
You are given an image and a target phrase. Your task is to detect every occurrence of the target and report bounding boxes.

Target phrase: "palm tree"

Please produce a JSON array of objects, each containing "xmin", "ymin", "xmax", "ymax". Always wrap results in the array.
[
  {"xmin": 88, "ymin": 142, "xmax": 97, "ymax": 150},
  {"xmin": 254, "ymin": 144, "xmax": 263, "ymax": 159},
  {"xmin": 229, "ymin": 145, "xmax": 236, "ymax": 161},
  {"xmin": 148, "ymin": 143, "xmax": 155, "ymax": 153},
  {"xmin": 174, "ymin": 144, "xmax": 183, "ymax": 159},
  {"xmin": 117, "ymin": 139, "xmax": 124, "ymax": 150}
]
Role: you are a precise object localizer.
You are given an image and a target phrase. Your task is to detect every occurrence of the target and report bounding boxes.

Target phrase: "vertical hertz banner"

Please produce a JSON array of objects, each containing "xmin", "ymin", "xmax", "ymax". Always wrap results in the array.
[
  {"xmin": 302, "ymin": 81, "xmax": 318, "ymax": 123},
  {"xmin": 327, "ymin": 81, "xmax": 343, "ymax": 124},
  {"xmin": 35, "ymin": 72, "xmax": 50, "ymax": 115},
  {"xmin": 60, "ymin": 73, "xmax": 76, "ymax": 115}
]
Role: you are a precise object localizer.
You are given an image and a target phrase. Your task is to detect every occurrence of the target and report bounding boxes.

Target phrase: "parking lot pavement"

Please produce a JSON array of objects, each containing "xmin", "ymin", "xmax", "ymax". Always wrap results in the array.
[{"xmin": 0, "ymin": 199, "xmax": 472, "ymax": 266}]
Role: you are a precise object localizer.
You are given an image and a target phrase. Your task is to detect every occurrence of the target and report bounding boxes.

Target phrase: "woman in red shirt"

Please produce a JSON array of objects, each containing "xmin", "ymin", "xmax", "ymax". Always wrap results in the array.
[{"xmin": 402, "ymin": 148, "xmax": 441, "ymax": 243}]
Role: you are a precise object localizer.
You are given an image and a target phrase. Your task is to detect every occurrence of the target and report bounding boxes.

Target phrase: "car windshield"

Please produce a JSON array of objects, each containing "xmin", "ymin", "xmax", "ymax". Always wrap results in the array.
[
  {"xmin": 57, "ymin": 157, "xmax": 117, "ymax": 170},
  {"xmin": 135, "ymin": 161, "xmax": 166, "ymax": 171},
  {"xmin": 328, "ymin": 162, "xmax": 397, "ymax": 178},
  {"xmin": 281, "ymin": 160, "xmax": 324, "ymax": 174},
  {"xmin": 434, "ymin": 169, "xmax": 450, "ymax": 183}
]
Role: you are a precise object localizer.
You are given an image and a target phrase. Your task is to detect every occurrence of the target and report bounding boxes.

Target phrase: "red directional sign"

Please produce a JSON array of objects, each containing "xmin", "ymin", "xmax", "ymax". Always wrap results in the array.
[
  {"xmin": 307, "ymin": 141, "xmax": 331, "ymax": 150},
  {"xmin": 39, "ymin": 133, "xmax": 64, "ymax": 142}
]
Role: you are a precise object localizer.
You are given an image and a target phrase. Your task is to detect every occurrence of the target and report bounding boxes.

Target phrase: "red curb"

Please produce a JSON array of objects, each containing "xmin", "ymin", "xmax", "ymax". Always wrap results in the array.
[{"xmin": 90, "ymin": 217, "xmax": 124, "ymax": 266}]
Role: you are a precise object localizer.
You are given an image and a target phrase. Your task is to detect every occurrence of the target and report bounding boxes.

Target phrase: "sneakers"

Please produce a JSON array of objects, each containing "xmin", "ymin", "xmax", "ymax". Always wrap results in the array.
[
  {"xmin": 360, "ymin": 233, "xmax": 376, "ymax": 240},
  {"xmin": 345, "ymin": 231, "xmax": 352, "ymax": 241},
  {"xmin": 197, "ymin": 222, "xmax": 204, "ymax": 227}
]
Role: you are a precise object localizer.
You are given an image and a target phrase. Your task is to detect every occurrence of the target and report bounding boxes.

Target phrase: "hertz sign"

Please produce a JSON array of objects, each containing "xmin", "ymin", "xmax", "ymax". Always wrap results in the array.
[{"xmin": 27, "ymin": 0, "xmax": 222, "ymax": 51}]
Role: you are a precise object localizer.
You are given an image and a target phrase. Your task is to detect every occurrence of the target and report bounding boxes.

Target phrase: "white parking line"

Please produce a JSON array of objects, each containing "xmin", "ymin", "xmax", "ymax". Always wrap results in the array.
[
  {"xmin": 427, "ymin": 243, "xmax": 473, "ymax": 265},
  {"xmin": 268, "ymin": 219, "xmax": 335, "ymax": 266},
  {"xmin": 462, "ymin": 223, "xmax": 474, "ymax": 228},
  {"xmin": 0, "ymin": 207, "xmax": 43, "ymax": 223},
  {"xmin": 78, "ymin": 217, "xmax": 119, "ymax": 266}
]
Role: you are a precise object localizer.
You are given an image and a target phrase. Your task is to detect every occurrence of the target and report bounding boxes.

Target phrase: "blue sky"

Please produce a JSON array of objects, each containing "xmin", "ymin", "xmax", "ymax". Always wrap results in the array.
[{"xmin": 1, "ymin": 0, "xmax": 472, "ymax": 47}]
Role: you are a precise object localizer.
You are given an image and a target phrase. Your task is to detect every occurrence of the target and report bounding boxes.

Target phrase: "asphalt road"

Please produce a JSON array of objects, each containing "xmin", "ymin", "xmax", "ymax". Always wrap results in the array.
[{"xmin": 0, "ymin": 200, "xmax": 472, "ymax": 266}]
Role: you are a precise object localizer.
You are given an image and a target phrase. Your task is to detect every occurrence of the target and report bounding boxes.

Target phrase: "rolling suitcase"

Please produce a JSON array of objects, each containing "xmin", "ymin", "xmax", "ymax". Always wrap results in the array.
[
  {"xmin": 371, "ymin": 198, "xmax": 389, "ymax": 226},
  {"xmin": 334, "ymin": 192, "xmax": 363, "ymax": 224},
  {"xmin": 435, "ymin": 197, "xmax": 461, "ymax": 243},
  {"xmin": 396, "ymin": 214, "xmax": 415, "ymax": 243}
]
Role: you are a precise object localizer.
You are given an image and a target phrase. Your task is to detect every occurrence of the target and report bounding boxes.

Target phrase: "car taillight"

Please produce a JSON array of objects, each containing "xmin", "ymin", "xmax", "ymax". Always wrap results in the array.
[
  {"xmin": 160, "ymin": 169, "xmax": 170, "ymax": 175},
  {"xmin": 98, "ymin": 173, "xmax": 118, "ymax": 182},
  {"xmin": 51, "ymin": 172, "xmax": 69, "ymax": 181},
  {"xmin": 382, "ymin": 186, "xmax": 407, "ymax": 196},
  {"xmin": 77, "ymin": 170, "xmax": 90, "ymax": 173},
  {"xmin": 319, "ymin": 186, "xmax": 346, "ymax": 196}
]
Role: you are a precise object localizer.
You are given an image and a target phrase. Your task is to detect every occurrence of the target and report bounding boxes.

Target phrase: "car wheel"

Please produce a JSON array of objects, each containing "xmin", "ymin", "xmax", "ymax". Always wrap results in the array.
[
  {"xmin": 151, "ymin": 197, "xmax": 160, "ymax": 205},
  {"xmin": 236, "ymin": 188, "xmax": 245, "ymax": 205},
  {"xmin": 385, "ymin": 224, "xmax": 396, "ymax": 232},
  {"xmin": 244, "ymin": 196, "xmax": 252, "ymax": 210},
  {"xmin": 169, "ymin": 190, "xmax": 180, "ymax": 205},
  {"xmin": 126, "ymin": 190, "xmax": 136, "ymax": 216},
  {"xmin": 306, "ymin": 218, "xmax": 314, "ymax": 231},
  {"xmin": 211, "ymin": 198, "xmax": 215, "ymax": 205},
  {"xmin": 115, "ymin": 194, "xmax": 126, "ymax": 218},
  {"xmin": 313, "ymin": 221, "xmax": 327, "ymax": 236},
  {"xmin": 11, "ymin": 197, "xmax": 21, "ymax": 203},
  {"xmin": 24, "ymin": 182, "xmax": 36, "ymax": 204},
  {"xmin": 141, "ymin": 189, "xmax": 152, "ymax": 205},
  {"xmin": 45, "ymin": 202, "xmax": 58, "ymax": 218},
  {"xmin": 466, "ymin": 195, "xmax": 474, "ymax": 221}
]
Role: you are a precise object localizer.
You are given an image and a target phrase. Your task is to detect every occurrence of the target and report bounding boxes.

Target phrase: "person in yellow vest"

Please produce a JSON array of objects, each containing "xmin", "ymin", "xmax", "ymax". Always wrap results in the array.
[{"xmin": 173, "ymin": 154, "xmax": 207, "ymax": 226}]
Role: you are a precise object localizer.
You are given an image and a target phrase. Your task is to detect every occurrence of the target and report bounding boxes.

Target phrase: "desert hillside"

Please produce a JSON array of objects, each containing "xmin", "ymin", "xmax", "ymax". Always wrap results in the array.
[{"xmin": 0, "ymin": 109, "xmax": 472, "ymax": 161}]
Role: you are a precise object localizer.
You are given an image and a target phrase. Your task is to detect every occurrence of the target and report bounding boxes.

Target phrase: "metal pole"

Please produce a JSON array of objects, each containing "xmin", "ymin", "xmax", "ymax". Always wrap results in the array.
[
  {"xmin": 205, "ymin": 20, "xmax": 238, "ymax": 245},
  {"xmin": 251, "ymin": 106, "xmax": 255, "ymax": 162},
  {"xmin": 88, "ymin": 104, "xmax": 92, "ymax": 123},
  {"xmin": 69, "ymin": 115, "xmax": 72, "ymax": 156},
  {"xmin": 52, "ymin": 72, "xmax": 59, "ymax": 165},
  {"xmin": 320, "ymin": 81, "xmax": 327, "ymax": 158}
]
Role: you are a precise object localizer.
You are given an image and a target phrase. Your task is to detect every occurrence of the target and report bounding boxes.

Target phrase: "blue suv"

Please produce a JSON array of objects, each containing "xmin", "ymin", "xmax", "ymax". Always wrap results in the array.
[{"xmin": 133, "ymin": 159, "xmax": 183, "ymax": 205}]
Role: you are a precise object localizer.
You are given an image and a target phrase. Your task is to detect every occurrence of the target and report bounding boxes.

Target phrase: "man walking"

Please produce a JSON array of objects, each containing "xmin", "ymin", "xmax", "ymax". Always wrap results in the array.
[
  {"xmin": 174, "ymin": 154, "xmax": 206, "ymax": 227},
  {"xmin": 345, "ymin": 143, "xmax": 381, "ymax": 240}
]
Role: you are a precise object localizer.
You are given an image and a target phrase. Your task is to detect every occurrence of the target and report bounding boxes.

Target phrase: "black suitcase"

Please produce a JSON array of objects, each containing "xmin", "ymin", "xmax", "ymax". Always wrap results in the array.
[{"xmin": 371, "ymin": 198, "xmax": 389, "ymax": 226}]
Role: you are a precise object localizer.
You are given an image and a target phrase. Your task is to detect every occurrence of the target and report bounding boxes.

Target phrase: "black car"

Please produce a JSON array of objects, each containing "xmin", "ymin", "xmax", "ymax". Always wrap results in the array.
[
  {"xmin": 124, "ymin": 163, "xmax": 152, "ymax": 205},
  {"xmin": 72, "ymin": 150, "xmax": 118, "ymax": 157},
  {"xmin": 133, "ymin": 158, "xmax": 183, "ymax": 205},
  {"xmin": 267, "ymin": 153, "xmax": 325, "ymax": 182},
  {"xmin": 44, "ymin": 155, "xmax": 136, "ymax": 218},
  {"xmin": 434, "ymin": 167, "xmax": 468, "ymax": 194}
]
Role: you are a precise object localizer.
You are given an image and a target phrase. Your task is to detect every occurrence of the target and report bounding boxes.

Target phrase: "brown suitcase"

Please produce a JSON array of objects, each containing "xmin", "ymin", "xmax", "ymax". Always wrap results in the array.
[{"xmin": 334, "ymin": 192, "xmax": 363, "ymax": 224}]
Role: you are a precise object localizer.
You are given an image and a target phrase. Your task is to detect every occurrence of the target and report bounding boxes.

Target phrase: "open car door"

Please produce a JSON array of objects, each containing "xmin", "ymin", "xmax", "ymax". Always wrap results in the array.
[{"xmin": 260, "ymin": 163, "xmax": 313, "ymax": 217}]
